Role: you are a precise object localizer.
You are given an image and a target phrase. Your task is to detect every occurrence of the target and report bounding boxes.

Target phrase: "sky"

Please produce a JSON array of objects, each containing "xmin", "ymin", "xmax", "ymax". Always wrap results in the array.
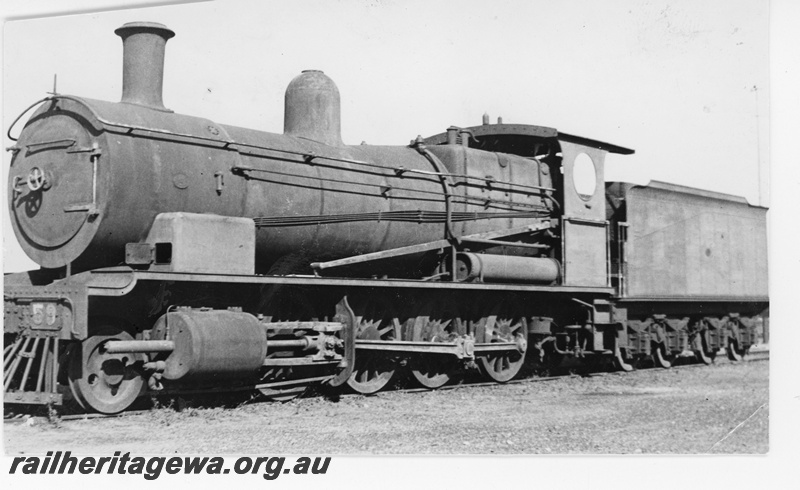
[
  {"xmin": 2, "ymin": 0, "xmax": 773, "ymax": 272},
  {"xmin": 1, "ymin": 0, "xmax": 799, "ymax": 485}
]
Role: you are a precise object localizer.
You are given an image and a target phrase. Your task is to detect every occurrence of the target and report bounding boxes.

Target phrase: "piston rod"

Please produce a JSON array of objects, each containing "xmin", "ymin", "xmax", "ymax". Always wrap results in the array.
[
  {"xmin": 104, "ymin": 338, "xmax": 318, "ymax": 353},
  {"xmin": 268, "ymin": 339, "xmax": 310, "ymax": 349},
  {"xmin": 104, "ymin": 340, "xmax": 175, "ymax": 353}
]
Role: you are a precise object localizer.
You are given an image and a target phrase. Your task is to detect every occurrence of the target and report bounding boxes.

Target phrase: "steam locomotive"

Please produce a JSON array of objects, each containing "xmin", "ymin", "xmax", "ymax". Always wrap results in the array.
[{"xmin": 4, "ymin": 22, "xmax": 769, "ymax": 414}]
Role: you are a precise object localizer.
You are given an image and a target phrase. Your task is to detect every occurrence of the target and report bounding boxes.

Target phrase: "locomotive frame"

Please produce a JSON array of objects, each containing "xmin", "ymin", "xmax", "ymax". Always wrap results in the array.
[{"xmin": 3, "ymin": 22, "xmax": 768, "ymax": 414}]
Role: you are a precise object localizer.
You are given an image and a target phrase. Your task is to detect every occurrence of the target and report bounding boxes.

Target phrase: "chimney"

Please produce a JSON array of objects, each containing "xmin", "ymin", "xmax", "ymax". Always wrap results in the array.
[{"xmin": 114, "ymin": 22, "xmax": 175, "ymax": 111}]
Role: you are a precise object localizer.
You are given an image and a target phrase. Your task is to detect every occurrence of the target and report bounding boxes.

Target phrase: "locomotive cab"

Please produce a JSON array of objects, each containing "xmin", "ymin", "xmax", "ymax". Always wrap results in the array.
[{"xmin": 420, "ymin": 122, "xmax": 634, "ymax": 287}]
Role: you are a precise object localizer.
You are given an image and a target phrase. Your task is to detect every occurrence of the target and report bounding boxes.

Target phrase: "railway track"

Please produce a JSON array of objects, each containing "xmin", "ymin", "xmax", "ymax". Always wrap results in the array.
[
  {"xmin": 338, "ymin": 346, "xmax": 770, "ymax": 397},
  {"xmin": 3, "ymin": 347, "xmax": 769, "ymax": 424}
]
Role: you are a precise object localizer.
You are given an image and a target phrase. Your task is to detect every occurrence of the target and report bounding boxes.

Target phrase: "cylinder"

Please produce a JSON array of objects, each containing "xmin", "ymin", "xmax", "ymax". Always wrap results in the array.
[
  {"xmin": 455, "ymin": 252, "xmax": 560, "ymax": 283},
  {"xmin": 151, "ymin": 310, "xmax": 267, "ymax": 381},
  {"xmin": 114, "ymin": 21, "xmax": 175, "ymax": 110},
  {"xmin": 284, "ymin": 70, "xmax": 343, "ymax": 146}
]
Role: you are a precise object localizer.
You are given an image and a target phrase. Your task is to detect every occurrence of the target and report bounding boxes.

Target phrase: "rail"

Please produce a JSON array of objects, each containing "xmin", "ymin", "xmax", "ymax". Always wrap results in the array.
[{"xmin": 4, "ymin": 348, "xmax": 769, "ymax": 422}]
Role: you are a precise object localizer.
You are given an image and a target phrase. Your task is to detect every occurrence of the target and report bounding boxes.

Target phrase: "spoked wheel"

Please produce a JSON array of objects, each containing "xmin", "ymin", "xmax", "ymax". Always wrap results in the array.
[
  {"xmin": 479, "ymin": 351, "xmax": 525, "ymax": 382},
  {"xmin": 256, "ymin": 288, "xmax": 327, "ymax": 402},
  {"xmin": 346, "ymin": 297, "xmax": 400, "ymax": 394},
  {"xmin": 347, "ymin": 352, "xmax": 397, "ymax": 394},
  {"xmin": 652, "ymin": 343, "xmax": 672, "ymax": 369},
  {"xmin": 68, "ymin": 329, "xmax": 144, "ymax": 414},
  {"xmin": 408, "ymin": 300, "xmax": 465, "ymax": 389},
  {"xmin": 409, "ymin": 355, "xmax": 456, "ymax": 389},
  {"xmin": 257, "ymin": 366, "xmax": 309, "ymax": 402},
  {"xmin": 258, "ymin": 386, "xmax": 307, "ymax": 402},
  {"xmin": 727, "ymin": 338, "xmax": 745, "ymax": 362},
  {"xmin": 477, "ymin": 304, "xmax": 527, "ymax": 383}
]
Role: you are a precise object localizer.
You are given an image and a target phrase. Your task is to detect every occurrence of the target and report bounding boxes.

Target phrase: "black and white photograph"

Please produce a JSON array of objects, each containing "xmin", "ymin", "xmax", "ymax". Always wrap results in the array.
[{"xmin": 2, "ymin": 0, "xmax": 797, "ymax": 488}]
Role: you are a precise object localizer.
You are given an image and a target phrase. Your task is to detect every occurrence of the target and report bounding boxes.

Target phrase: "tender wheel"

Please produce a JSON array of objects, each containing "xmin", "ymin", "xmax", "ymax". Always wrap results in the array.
[
  {"xmin": 613, "ymin": 347, "xmax": 634, "ymax": 372},
  {"xmin": 409, "ymin": 355, "xmax": 454, "ymax": 389},
  {"xmin": 346, "ymin": 298, "xmax": 399, "ymax": 394},
  {"xmin": 68, "ymin": 330, "xmax": 144, "ymax": 414},
  {"xmin": 652, "ymin": 343, "xmax": 672, "ymax": 369},
  {"xmin": 727, "ymin": 338, "xmax": 744, "ymax": 361},
  {"xmin": 693, "ymin": 331, "xmax": 714, "ymax": 365},
  {"xmin": 695, "ymin": 348, "xmax": 712, "ymax": 365},
  {"xmin": 477, "ymin": 305, "xmax": 527, "ymax": 383}
]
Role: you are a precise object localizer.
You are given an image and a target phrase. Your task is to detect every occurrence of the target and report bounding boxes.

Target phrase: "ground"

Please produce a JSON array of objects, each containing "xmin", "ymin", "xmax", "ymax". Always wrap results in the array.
[{"xmin": 3, "ymin": 357, "xmax": 768, "ymax": 455}]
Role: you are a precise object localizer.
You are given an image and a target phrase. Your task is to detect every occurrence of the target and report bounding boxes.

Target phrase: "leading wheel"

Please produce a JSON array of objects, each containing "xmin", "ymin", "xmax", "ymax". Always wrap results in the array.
[
  {"xmin": 347, "ymin": 352, "xmax": 396, "ymax": 394},
  {"xmin": 257, "ymin": 366, "xmax": 310, "ymax": 402},
  {"xmin": 68, "ymin": 329, "xmax": 144, "ymax": 414}
]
